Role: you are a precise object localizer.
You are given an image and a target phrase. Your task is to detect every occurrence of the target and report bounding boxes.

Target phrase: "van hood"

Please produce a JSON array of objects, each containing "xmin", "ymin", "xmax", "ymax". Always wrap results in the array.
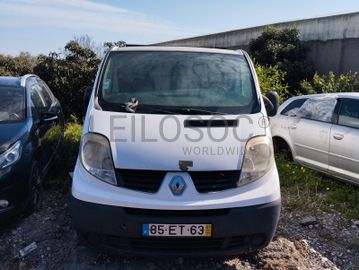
[{"xmin": 88, "ymin": 111, "xmax": 267, "ymax": 171}]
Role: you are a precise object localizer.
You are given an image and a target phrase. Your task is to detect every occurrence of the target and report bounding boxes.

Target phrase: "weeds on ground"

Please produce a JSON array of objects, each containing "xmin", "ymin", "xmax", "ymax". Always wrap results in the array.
[
  {"xmin": 45, "ymin": 122, "xmax": 83, "ymax": 190},
  {"xmin": 276, "ymin": 155, "xmax": 359, "ymax": 219}
]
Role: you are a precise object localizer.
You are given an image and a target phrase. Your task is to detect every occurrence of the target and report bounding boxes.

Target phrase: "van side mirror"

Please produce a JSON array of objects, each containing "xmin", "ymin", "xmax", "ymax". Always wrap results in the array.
[
  {"xmin": 83, "ymin": 86, "xmax": 93, "ymax": 111},
  {"xmin": 263, "ymin": 91, "xmax": 279, "ymax": 117}
]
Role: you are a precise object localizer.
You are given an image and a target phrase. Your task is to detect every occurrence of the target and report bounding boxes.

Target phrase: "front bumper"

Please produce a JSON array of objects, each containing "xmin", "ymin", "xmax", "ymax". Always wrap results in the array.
[{"xmin": 70, "ymin": 195, "xmax": 281, "ymax": 256}]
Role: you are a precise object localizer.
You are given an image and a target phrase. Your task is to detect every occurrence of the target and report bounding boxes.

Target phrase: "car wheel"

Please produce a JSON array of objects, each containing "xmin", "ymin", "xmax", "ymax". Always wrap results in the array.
[
  {"xmin": 24, "ymin": 163, "xmax": 42, "ymax": 215},
  {"xmin": 273, "ymin": 137, "xmax": 293, "ymax": 161}
]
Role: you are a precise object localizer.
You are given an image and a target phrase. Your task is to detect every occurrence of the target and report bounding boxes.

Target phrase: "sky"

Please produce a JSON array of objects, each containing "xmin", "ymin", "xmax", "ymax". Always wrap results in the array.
[{"xmin": 1, "ymin": 0, "xmax": 359, "ymax": 56}]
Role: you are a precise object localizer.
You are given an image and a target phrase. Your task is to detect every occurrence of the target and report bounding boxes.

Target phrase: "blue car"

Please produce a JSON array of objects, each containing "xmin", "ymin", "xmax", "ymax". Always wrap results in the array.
[{"xmin": 0, "ymin": 75, "xmax": 64, "ymax": 219}]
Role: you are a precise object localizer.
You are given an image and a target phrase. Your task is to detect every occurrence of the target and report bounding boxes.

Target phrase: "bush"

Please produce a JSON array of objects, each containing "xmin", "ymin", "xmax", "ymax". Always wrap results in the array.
[
  {"xmin": 33, "ymin": 41, "xmax": 101, "ymax": 120},
  {"xmin": 249, "ymin": 27, "xmax": 305, "ymax": 66},
  {"xmin": 255, "ymin": 64, "xmax": 289, "ymax": 102},
  {"xmin": 281, "ymin": 60, "xmax": 315, "ymax": 95},
  {"xmin": 300, "ymin": 71, "xmax": 359, "ymax": 94},
  {"xmin": 46, "ymin": 122, "xmax": 83, "ymax": 189},
  {"xmin": 62, "ymin": 122, "xmax": 83, "ymax": 170},
  {"xmin": 249, "ymin": 26, "xmax": 313, "ymax": 94},
  {"xmin": 0, "ymin": 52, "xmax": 37, "ymax": 76}
]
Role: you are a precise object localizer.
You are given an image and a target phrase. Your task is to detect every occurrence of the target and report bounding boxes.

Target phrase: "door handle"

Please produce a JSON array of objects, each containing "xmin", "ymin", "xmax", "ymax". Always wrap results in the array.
[
  {"xmin": 333, "ymin": 133, "xmax": 344, "ymax": 140},
  {"xmin": 44, "ymin": 115, "xmax": 58, "ymax": 122},
  {"xmin": 289, "ymin": 125, "xmax": 297, "ymax": 129}
]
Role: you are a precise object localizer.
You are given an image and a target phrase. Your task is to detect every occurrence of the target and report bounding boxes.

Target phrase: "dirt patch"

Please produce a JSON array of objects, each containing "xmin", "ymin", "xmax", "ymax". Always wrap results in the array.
[{"xmin": 255, "ymin": 238, "xmax": 337, "ymax": 270}]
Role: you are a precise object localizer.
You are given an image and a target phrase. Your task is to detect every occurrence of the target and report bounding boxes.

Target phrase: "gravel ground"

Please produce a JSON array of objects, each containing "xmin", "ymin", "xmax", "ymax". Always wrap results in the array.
[{"xmin": 0, "ymin": 191, "xmax": 358, "ymax": 270}]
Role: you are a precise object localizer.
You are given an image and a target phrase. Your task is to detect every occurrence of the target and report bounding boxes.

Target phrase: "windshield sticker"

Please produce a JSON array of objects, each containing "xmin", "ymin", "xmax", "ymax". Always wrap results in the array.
[{"xmin": 103, "ymin": 79, "xmax": 111, "ymax": 91}]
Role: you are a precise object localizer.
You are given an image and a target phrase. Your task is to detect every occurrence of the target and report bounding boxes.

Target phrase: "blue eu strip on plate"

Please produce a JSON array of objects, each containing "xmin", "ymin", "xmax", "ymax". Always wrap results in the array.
[{"xmin": 142, "ymin": 224, "xmax": 149, "ymax": 236}]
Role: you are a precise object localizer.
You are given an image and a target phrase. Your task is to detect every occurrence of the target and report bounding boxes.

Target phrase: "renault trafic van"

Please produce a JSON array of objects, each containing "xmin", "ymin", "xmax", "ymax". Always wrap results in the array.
[{"xmin": 70, "ymin": 47, "xmax": 281, "ymax": 256}]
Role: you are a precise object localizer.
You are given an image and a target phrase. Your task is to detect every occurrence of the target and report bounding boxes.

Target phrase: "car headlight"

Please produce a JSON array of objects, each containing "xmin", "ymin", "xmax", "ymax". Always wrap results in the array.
[
  {"xmin": 0, "ymin": 141, "xmax": 22, "ymax": 169},
  {"xmin": 238, "ymin": 136, "xmax": 274, "ymax": 187},
  {"xmin": 80, "ymin": 133, "xmax": 117, "ymax": 185}
]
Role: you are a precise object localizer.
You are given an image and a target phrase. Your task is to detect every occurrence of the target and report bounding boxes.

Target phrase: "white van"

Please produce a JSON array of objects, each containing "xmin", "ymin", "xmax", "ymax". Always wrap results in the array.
[{"xmin": 70, "ymin": 46, "xmax": 281, "ymax": 256}]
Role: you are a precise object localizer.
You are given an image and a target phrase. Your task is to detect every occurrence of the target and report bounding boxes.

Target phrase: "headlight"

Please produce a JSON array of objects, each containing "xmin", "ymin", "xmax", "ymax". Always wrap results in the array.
[
  {"xmin": 80, "ymin": 133, "xmax": 117, "ymax": 185},
  {"xmin": 0, "ymin": 141, "xmax": 22, "ymax": 169},
  {"xmin": 238, "ymin": 136, "xmax": 274, "ymax": 187}
]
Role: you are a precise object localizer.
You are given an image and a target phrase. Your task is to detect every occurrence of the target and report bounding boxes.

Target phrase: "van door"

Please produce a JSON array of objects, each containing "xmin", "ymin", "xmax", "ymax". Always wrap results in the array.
[
  {"xmin": 329, "ymin": 98, "xmax": 359, "ymax": 183},
  {"xmin": 288, "ymin": 98, "xmax": 337, "ymax": 173}
]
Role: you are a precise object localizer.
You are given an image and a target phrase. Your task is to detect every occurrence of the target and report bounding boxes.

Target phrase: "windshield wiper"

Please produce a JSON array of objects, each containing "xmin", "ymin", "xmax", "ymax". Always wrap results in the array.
[
  {"xmin": 175, "ymin": 108, "xmax": 226, "ymax": 115},
  {"xmin": 141, "ymin": 107, "xmax": 226, "ymax": 115},
  {"xmin": 140, "ymin": 107, "xmax": 177, "ymax": 114},
  {"xmin": 152, "ymin": 108, "xmax": 177, "ymax": 114},
  {"xmin": 119, "ymin": 99, "xmax": 226, "ymax": 115},
  {"xmin": 143, "ymin": 108, "xmax": 224, "ymax": 115}
]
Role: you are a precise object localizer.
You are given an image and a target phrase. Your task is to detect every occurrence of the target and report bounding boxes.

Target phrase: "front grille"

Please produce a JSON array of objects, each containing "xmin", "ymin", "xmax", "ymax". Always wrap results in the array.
[
  {"xmin": 115, "ymin": 169, "xmax": 240, "ymax": 193},
  {"xmin": 116, "ymin": 169, "xmax": 166, "ymax": 193},
  {"xmin": 189, "ymin": 171, "xmax": 240, "ymax": 192},
  {"xmin": 123, "ymin": 208, "xmax": 230, "ymax": 217}
]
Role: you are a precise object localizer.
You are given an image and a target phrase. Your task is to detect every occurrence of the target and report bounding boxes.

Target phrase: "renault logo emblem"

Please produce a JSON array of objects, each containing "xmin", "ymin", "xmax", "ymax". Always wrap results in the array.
[
  {"xmin": 179, "ymin": 160, "xmax": 193, "ymax": 171},
  {"xmin": 169, "ymin": 176, "xmax": 186, "ymax": 196}
]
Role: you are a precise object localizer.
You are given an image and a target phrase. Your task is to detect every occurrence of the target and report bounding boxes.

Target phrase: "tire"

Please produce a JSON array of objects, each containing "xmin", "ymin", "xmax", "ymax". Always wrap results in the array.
[
  {"xmin": 24, "ymin": 162, "xmax": 43, "ymax": 215},
  {"xmin": 273, "ymin": 138, "xmax": 293, "ymax": 161}
]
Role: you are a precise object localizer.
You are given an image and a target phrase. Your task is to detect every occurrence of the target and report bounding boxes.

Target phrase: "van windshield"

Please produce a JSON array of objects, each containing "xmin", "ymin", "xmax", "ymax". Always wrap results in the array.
[
  {"xmin": 0, "ymin": 85, "xmax": 25, "ymax": 123},
  {"xmin": 98, "ymin": 51, "xmax": 259, "ymax": 114}
]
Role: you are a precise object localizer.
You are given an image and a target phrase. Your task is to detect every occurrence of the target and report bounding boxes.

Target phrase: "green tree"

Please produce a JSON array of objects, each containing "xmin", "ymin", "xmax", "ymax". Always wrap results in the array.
[
  {"xmin": 34, "ymin": 41, "xmax": 101, "ymax": 119},
  {"xmin": 249, "ymin": 26, "xmax": 313, "ymax": 94},
  {"xmin": 255, "ymin": 64, "xmax": 289, "ymax": 103},
  {"xmin": 301, "ymin": 71, "xmax": 359, "ymax": 94}
]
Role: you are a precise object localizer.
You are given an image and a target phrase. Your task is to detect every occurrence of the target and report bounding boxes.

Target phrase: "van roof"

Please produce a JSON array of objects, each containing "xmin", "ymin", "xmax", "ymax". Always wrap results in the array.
[{"xmin": 110, "ymin": 46, "xmax": 244, "ymax": 55}]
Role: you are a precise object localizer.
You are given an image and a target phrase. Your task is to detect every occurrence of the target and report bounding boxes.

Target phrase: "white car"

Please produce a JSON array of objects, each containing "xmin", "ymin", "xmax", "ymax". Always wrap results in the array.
[
  {"xmin": 70, "ymin": 46, "xmax": 281, "ymax": 256},
  {"xmin": 270, "ymin": 93, "xmax": 359, "ymax": 185}
]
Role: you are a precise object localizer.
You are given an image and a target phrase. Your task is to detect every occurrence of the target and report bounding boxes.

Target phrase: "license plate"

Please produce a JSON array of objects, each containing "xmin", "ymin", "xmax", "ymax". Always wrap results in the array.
[{"xmin": 142, "ymin": 224, "xmax": 212, "ymax": 237}]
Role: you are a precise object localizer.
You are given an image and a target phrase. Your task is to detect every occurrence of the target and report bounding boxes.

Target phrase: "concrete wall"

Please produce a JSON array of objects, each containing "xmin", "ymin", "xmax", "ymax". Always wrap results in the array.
[{"xmin": 157, "ymin": 12, "xmax": 359, "ymax": 75}]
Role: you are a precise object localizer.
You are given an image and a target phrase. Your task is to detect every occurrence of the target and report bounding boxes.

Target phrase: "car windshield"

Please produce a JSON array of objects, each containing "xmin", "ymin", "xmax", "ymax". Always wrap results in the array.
[
  {"xmin": 0, "ymin": 85, "xmax": 25, "ymax": 123},
  {"xmin": 98, "ymin": 51, "xmax": 259, "ymax": 114}
]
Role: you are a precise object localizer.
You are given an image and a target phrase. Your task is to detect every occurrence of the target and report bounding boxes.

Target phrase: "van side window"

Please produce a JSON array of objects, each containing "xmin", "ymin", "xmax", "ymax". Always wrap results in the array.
[
  {"xmin": 280, "ymin": 98, "xmax": 307, "ymax": 116},
  {"xmin": 338, "ymin": 98, "xmax": 359, "ymax": 129},
  {"xmin": 296, "ymin": 98, "xmax": 337, "ymax": 123}
]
